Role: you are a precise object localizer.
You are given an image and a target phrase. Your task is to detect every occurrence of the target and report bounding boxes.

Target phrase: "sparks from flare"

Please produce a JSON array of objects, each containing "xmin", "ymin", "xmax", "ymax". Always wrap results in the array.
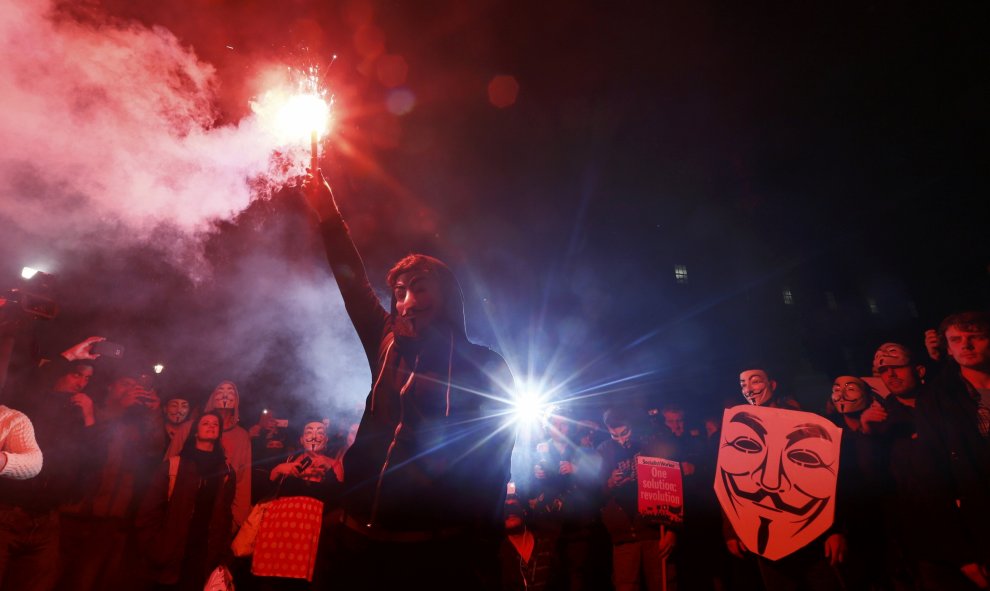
[{"xmin": 251, "ymin": 57, "xmax": 336, "ymax": 166}]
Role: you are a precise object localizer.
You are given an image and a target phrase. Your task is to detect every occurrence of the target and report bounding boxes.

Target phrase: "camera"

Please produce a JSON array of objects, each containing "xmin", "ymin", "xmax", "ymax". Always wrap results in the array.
[{"xmin": 1, "ymin": 288, "xmax": 58, "ymax": 321}]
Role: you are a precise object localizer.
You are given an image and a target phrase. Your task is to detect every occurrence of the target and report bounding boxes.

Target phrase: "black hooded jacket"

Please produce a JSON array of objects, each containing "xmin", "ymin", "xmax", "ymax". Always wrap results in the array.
[{"xmin": 319, "ymin": 215, "xmax": 514, "ymax": 536}]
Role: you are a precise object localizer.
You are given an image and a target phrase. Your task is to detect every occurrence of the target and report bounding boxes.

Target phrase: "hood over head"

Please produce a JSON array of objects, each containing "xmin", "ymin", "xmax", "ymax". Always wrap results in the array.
[
  {"xmin": 203, "ymin": 380, "xmax": 240, "ymax": 427},
  {"xmin": 386, "ymin": 254, "xmax": 467, "ymax": 339}
]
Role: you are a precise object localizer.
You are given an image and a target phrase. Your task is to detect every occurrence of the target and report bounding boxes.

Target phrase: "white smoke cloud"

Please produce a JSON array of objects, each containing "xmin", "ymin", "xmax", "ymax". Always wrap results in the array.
[
  {"xmin": 0, "ymin": 0, "xmax": 305, "ymax": 255},
  {"xmin": 0, "ymin": 0, "xmax": 372, "ymax": 419}
]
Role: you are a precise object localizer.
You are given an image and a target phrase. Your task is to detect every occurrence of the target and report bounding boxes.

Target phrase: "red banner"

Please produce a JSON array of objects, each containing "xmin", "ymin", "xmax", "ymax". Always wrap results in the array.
[{"xmin": 636, "ymin": 456, "xmax": 684, "ymax": 526}]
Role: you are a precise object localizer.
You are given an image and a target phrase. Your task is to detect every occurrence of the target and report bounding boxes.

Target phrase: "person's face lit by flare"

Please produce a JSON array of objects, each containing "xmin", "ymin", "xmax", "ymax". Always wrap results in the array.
[
  {"xmin": 165, "ymin": 398, "xmax": 190, "ymax": 424},
  {"xmin": 873, "ymin": 343, "xmax": 923, "ymax": 397},
  {"xmin": 301, "ymin": 422, "xmax": 328, "ymax": 452},
  {"xmin": 714, "ymin": 406, "xmax": 840, "ymax": 560},
  {"xmin": 54, "ymin": 365, "xmax": 94, "ymax": 394},
  {"xmin": 196, "ymin": 414, "xmax": 221, "ymax": 443},
  {"xmin": 945, "ymin": 326, "xmax": 990, "ymax": 370},
  {"xmin": 830, "ymin": 376, "xmax": 869, "ymax": 414},
  {"xmin": 393, "ymin": 271, "xmax": 444, "ymax": 338},
  {"xmin": 211, "ymin": 382, "xmax": 237, "ymax": 409},
  {"xmin": 739, "ymin": 370, "xmax": 775, "ymax": 406}
]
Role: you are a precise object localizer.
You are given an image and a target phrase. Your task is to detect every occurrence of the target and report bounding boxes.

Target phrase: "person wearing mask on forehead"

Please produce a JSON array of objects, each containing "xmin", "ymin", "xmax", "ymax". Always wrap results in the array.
[
  {"xmin": 302, "ymin": 168, "xmax": 515, "ymax": 590},
  {"xmin": 858, "ymin": 342, "xmax": 967, "ymax": 590}
]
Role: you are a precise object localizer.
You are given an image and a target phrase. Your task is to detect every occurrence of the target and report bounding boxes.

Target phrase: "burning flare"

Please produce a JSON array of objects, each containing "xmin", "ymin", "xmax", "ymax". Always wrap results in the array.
[{"xmin": 250, "ymin": 65, "xmax": 333, "ymax": 160}]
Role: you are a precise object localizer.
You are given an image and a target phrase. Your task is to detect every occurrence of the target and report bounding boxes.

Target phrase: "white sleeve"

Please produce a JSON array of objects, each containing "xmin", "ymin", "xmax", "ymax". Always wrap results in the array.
[{"xmin": 0, "ymin": 412, "xmax": 44, "ymax": 480}]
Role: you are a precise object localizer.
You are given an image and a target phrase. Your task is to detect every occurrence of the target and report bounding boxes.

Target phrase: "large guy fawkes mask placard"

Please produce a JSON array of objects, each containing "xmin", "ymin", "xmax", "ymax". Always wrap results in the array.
[{"xmin": 714, "ymin": 405, "xmax": 842, "ymax": 560}]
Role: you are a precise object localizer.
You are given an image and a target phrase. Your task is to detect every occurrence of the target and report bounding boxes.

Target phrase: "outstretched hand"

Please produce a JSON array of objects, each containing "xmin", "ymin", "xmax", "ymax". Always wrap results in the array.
[
  {"xmin": 62, "ymin": 336, "xmax": 105, "ymax": 361},
  {"xmin": 860, "ymin": 401, "xmax": 888, "ymax": 434}
]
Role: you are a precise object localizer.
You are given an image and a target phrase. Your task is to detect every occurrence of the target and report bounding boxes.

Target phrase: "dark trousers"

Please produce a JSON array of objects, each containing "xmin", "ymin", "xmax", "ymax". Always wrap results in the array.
[
  {"xmin": 55, "ymin": 514, "xmax": 150, "ymax": 591},
  {"xmin": 0, "ymin": 506, "xmax": 60, "ymax": 591},
  {"xmin": 756, "ymin": 544, "xmax": 844, "ymax": 591}
]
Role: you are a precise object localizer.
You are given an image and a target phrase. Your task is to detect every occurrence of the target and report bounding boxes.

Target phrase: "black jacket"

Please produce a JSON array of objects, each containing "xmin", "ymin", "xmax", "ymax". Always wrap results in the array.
[
  {"xmin": 320, "ymin": 216, "xmax": 514, "ymax": 535},
  {"xmin": 915, "ymin": 367, "xmax": 990, "ymax": 567},
  {"xmin": 135, "ymin": 449, "xmax": 235, "ymax": 585}
]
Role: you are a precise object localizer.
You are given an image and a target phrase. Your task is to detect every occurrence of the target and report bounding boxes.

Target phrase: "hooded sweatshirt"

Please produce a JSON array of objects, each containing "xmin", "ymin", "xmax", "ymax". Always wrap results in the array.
[{"xmin": 320, "ymin": 216, "xmax": 515, "ymax": 537}]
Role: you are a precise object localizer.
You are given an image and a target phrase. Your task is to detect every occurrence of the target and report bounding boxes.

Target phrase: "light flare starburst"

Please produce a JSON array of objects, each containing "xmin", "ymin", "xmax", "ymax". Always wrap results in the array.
[{"xmin": 250, "ymin": 60, "xmax": 336, "ymax": 164}]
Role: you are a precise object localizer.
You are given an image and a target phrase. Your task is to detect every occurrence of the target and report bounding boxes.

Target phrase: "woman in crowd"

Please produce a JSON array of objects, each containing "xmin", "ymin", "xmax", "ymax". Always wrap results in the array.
[{"xmin": 137, "ymin": 412, "xmax": 236, "ymax": 591}]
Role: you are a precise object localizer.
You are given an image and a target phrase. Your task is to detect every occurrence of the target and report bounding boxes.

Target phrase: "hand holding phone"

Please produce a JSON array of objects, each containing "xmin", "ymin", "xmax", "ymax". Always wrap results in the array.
[
  {"xmin": 295, "ymin": 455, "xmax": 314, "ymax": 473},
  {"xmin": 91, "ymin": 340, "xmax": 125, "ymax": 359}
]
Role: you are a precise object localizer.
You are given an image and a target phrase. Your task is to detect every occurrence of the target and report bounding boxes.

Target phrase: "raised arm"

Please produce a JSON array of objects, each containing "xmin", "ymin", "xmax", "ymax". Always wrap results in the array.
[{"xmin": 302, "ymin": 169, "xmax": 388, "ymax": 364}]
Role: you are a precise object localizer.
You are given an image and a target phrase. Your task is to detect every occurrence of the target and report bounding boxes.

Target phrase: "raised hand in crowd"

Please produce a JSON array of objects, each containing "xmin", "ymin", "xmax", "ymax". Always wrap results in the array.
[
  {"xmin": 924, "ymin": 328, "xmax": 941, "ymax": 361},
  {"xmin": 859, "ymin": 400, "xmax": 888, "ymax": 434},
  {"xmin": 61, "ymin": 335, "xmax": 105, "ymax": 361},
  {"xmin": 123, "ymin": 385, "xmax": 160, "ymax": 411}
]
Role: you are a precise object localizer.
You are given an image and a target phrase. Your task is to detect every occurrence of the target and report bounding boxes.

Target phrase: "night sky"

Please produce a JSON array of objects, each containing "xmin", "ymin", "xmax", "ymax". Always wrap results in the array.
[{"xmin": 1, "ymin": 0, "xmax": 986, "ymax": 427}]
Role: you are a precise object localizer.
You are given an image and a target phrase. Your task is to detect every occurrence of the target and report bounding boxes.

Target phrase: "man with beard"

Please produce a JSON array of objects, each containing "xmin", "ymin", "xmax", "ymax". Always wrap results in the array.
[
  {"xmin": 916, "ymin": 311, "xmax": 990, "ymax": 589},
  {"xmin": 302, "ymin": 169, "xmax": 514, "ymax": 590}
]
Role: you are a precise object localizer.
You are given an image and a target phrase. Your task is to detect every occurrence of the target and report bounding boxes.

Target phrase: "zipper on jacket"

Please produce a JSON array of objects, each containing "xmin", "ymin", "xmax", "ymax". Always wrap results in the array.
[{"xmin": 367, "ymin": 354, "xmax": 419, "ymax": 527}]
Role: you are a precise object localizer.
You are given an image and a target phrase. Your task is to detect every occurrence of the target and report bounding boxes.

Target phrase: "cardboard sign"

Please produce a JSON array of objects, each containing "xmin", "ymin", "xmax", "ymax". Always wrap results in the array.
[
  {"xmin": 714, "ymin": 405, "xmax": 842, "ymax": 561},
  {"xmin": 636, "ymin": 456, "xmax": 684, "ymax": 526}
]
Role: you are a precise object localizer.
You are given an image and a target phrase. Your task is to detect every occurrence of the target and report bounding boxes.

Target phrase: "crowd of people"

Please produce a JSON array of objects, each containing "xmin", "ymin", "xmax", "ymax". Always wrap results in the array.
[
  {"xmin": 503, "ymin": 310, "xmax": 990, "ymax": 591},
  {"xmin": 0, "ymin": 168, "xmax": 987, "ymax": 591}
]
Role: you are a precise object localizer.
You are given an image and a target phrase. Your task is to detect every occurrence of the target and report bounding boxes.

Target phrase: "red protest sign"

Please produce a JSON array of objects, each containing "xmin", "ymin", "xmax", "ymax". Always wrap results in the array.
[{"xmin": 636, "ymin": 456, "xmax": 684, "ymax": 526}]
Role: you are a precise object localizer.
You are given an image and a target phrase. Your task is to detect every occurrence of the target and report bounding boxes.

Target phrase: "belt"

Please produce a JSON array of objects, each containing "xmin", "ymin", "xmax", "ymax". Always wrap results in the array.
[{"xmin": 342, "ymin": 513, "xmax": 464, "ymax": 543}]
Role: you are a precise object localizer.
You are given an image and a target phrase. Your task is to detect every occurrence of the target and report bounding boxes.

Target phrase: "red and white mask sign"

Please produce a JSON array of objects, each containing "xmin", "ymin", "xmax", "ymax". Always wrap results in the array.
[
  {"xmin": 636, "ymin": 456, "xmax": 684, "ymax": 526},
  {"xmin": 714, "ymin": 405, "xmax": 842, "ymax": 560}
]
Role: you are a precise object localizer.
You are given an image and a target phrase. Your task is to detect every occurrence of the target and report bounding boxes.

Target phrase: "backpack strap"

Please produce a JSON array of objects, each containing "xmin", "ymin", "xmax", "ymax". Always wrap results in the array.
[{"xmin": 167, "ymin": 456, "xmax": 180, "ymax": 500}]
